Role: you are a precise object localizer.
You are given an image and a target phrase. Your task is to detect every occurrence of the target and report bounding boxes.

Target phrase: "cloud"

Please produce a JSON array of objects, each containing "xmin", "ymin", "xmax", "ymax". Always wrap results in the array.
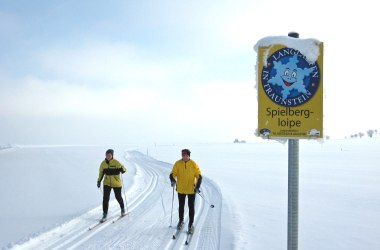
[
  {"xmin": 37, "ymin": 42, "xmax": 172, "ymax": 87},
  {"xmin": 149, "ymin": 80, "xmax": 258, "ymax": 140},
  {"xmin": 0, "ymin": 75, "xmax": 157, "ymax": 117}
]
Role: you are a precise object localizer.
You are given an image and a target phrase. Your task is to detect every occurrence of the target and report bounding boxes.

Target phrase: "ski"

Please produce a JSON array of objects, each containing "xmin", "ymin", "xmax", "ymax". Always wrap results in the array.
[
  {"xmin": 172, "ymin": 228, "xmax": 182, "ymax": 240},
  {"xmin": 185, "ymin": 226, "xmax": 194, "ymax": 245},
  {"xmin": 88, "ymin": 214, "xmax": 121, "ymax": 231},
  {"xmin": 185, "ymin": 233, "xmax": 193, "ymax": 245},
  {"xmin": 88, "ymin": 220, "xmax": 107, "ymax": 231},
  {"xmin": 172, "ymin": 223, "xmax": 184, "ymax": 239},
  {"xmin": 112, "ymin": 213, "xmax": 129, "ymax": 223}
]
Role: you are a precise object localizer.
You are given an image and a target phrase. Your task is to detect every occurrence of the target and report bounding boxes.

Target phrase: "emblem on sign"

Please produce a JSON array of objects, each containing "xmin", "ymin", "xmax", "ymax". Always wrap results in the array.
[{"xmin": 261, "ymin": 48, "xmax": 321, "ymax": 107}]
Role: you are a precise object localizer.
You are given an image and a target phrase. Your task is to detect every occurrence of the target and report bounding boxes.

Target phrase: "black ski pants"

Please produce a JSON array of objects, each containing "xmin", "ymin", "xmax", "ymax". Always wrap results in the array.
[
  {"xmin": 103, "ymin": 185, "xmax": 124, "ymax": 214},
  {"xmin": 178, "ymin": 193, "xmax": 196, "ymax": 226}
]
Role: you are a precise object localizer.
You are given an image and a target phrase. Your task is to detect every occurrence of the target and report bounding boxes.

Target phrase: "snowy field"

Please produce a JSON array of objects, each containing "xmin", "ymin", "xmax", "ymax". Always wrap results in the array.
[{"xmin": 1, "ymin": 139, "xmax": 379, "ymax": 249}]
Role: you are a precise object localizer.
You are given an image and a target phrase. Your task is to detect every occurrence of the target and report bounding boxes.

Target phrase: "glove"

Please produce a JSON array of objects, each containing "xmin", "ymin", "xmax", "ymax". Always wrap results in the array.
[
  {"xmin": 97, "ymin": 181, "xmax": 101, "ymax": 188},
  {"xmin": 171, "ymin": 181, "xmax": 176, "ymax": 187},
  {"xmin": 120, "ymin": 168, "xmax": 126, "ymax": 174},
  {"xmin": 195, "ymin": 175, "xmax": 202, "ymax": 194}
]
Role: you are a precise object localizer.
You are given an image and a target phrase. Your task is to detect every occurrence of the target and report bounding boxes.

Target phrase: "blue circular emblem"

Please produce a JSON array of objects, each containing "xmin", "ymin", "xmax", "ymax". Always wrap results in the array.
[{"xmin": 261, "ymin": 48, "xmax": 321, "ymax": 107}]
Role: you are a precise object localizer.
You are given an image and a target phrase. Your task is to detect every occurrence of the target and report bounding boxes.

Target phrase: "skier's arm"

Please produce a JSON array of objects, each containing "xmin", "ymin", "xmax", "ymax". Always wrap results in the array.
[
  {"xmin": 169, "ymin": 173, "xmax": 176, "ymax": 182},
  {"xmin": 121, "ymin": 164, "xmax": 126, "ymax": 174},
  {"xmin": 194, "ymin": 162, "xmax": 202, "ymax": 192},
  {"xmin": 97, "ymin": 163, "xmax": 105, "ymax": 187},
  {"xmin": 169, "ymin": 164, "xmax": 178, "ymax": 186},
  {"xmin": 195, "ymin": 175, "xmax": 202, "ymax": 189},
  {"xmin": 116, "ymin": 160, "xmax": 126, "ymax": 174},
  {"xmin": 194, "ymin": 162, "xmax": 202, "ymax": 178}
]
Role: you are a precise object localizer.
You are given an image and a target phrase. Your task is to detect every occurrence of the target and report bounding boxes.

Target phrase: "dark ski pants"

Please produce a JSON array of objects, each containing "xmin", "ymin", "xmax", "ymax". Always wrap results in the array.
[
  {"xmin": 178, "ymin": 193, "xmax": 196, "ymax": 226},
  {"xmin": 103, "ymin": 185, "xmax": 124, "ymax": 214}
]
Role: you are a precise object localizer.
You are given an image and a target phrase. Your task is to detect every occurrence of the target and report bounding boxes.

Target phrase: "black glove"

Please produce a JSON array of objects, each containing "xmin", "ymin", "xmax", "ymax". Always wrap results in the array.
[
  {"xmin": 97, "ymin": 181, "xmax": 101, "ymax": 188},
  {"xmin": 169, "ymin": 173, "xmax": 176, "ymax": 187},
  {"xmin": 194, "ymin": 175, "xmax": 202, "ymax": 194},
  {"xmin": 120, "ymin": 168, "xmax": 126, "ymax": 174}
]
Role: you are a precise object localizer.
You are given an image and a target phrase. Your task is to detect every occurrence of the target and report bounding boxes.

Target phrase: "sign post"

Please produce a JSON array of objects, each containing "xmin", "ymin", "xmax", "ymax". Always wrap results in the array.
[
  {"xmin": 288, "ymin": 31, "xmax": 300, "ymax": 250},
  {"xmin": 255, "ymin": 32, "xmax": 323, "ymax": 250},
  {"xmin": 288, "ymin": 138, "xmax": 299, "ymax": 250}
]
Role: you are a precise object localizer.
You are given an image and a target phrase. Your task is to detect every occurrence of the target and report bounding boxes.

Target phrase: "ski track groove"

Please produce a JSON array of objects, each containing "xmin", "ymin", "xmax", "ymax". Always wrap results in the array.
[
  {"xmin": 11, "ymin": 151, "xmax": 222, "ymax": 250},
  {"xmin": 65, "ymin": 161, "xmax": 160, "ymax": 250}
]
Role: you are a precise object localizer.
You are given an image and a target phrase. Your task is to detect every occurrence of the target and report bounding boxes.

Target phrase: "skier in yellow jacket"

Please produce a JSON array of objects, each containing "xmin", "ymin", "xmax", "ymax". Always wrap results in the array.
[
  {"xmin": 169, "ymin": 149, "xmax": 202, "ymax": 233},
  {"xmin": 97, "ymin": 149, "xmax": 126, "ymax": 222}
]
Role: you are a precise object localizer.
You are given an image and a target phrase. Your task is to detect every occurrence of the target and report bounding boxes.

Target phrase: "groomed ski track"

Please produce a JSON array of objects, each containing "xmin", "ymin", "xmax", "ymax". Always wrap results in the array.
[{"xmin": 12, "ymin": 151, "xmax": 222, "ymax": 250}]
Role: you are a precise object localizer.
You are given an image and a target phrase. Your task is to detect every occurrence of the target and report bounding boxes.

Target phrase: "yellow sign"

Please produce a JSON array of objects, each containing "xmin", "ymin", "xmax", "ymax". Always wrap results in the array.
[{"xmin": 257, "ymin": 43, "xmax": 323, "ymax": 139}]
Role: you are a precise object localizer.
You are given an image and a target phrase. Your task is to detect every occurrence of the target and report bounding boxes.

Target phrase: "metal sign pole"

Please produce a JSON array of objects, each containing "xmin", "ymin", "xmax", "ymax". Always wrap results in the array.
[
  {"xmin": 287, "ymin": 31, "xmax": 300, "ymax": 250},
  {"xmin": 288, "ymin": 138, "xmax": 299, "ymax": 250}
]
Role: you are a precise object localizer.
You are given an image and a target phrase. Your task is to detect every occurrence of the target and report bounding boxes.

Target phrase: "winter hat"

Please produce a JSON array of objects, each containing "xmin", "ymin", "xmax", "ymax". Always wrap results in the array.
[
  {"xmin": 106, "ymin": 149, "xmax": 114, "ymax": 156},
  {"xmin": 181, "ymin": 149, "xmax": 191, "ymax": 156}
]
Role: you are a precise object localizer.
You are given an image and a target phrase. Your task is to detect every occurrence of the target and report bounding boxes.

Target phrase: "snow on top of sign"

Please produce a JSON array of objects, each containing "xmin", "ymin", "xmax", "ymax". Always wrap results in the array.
[{"xmin": 254, "ymin": 36, "xmax": 321, "ymax": 64}]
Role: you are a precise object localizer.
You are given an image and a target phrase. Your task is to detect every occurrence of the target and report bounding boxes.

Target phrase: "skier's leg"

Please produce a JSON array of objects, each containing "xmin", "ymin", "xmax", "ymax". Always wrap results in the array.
[
  {"xmin": 103, "ymin": 185, "xmax": 112, "ymax": 214},
  {"xmin": 113, "ymin": 187, "xmax": 125, "ymax": 209},
  {"xmin": 178, "ymin": 193, "xmax": 186, "ymax": 222},
  {"xmin": 188, "ymin": 194, "xmax": 196, "ymax": 226}
]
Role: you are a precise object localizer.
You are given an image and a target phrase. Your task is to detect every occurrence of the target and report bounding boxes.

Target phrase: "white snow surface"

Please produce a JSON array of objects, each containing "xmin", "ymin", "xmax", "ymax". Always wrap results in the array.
[{"xmin": 1, "ymin": 139, "xmax": 380, "ymax": 249}]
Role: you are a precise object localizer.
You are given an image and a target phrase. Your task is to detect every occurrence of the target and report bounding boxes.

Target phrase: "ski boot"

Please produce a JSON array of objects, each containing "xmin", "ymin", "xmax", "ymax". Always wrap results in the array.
[
  {"xmin": 100, "ymin": 212, "xmax": 107, "ymax": 223},
  {"xmin": 121, "ymin": 208, "xmax": 126, "ymax": 216},
  {"xmin": 177, "ymin": 220, "xmax": 184, "ymax": 230},
  {"xmin": 188, "ymin": 224, "xmax": 194, "ymax": 234}
]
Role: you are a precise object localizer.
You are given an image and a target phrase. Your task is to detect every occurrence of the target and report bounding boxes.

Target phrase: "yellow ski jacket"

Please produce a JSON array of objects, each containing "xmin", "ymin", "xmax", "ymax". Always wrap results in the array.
[
  {"xmin": 171, "ymin": 159, "xmax": 202, "ymax": 194},
  {"xmin": 98, "ymin": 158, "xmax": 126, "ymax": 188}
]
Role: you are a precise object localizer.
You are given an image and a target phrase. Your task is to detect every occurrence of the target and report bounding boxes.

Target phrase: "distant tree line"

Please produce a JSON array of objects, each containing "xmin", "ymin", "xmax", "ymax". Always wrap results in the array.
[
  {"xmin": 0, "ymin": 144, "xmax": 12, "ymax": 150},
  {"xmin": 234, "ymin": 139, "xmax": 246, "ymax": 143},
  {"xmin": 349, "ymin": 129, "xmax": 378, "ymax": 138}
]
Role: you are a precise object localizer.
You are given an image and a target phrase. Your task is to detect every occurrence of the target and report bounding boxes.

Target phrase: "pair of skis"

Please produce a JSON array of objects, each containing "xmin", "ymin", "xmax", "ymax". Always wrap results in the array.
[
  {"xmin": 88, "ymin": 213, "xmax": 128, "ymax": 231},
  {"xmin": 172, "ymin": 224, "xmax": 194, "ymax": 245}
]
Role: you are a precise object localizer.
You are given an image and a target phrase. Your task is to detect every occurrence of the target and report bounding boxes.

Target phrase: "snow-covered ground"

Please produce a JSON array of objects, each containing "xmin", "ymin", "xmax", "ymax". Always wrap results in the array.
[
  {"xmin": 1, "ymin": 146, "xmax": 222, "ymax": 250},
  {"xmin": 1, "ymin": 139, "xmax": 380, "ymax": 249}
]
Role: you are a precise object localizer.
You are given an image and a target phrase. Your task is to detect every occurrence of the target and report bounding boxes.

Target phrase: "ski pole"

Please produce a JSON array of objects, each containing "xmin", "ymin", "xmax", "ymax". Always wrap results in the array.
[
  {"xmin": 121, "ymin": 173, "xmax": 129, "ymax": 215},
  {"xmin": 170, "ymin": 185, "xmax": 175, "ymax": 227},
  {"xmin": 198, "ymin": 192, "xmax": 215, "ymax": 208}
]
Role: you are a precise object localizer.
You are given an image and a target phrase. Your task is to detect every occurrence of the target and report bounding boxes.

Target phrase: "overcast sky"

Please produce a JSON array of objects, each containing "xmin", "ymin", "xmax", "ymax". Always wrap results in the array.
[{"xmin": 0, "ymin": 0, "xmax": 379, "ymax": 145}]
